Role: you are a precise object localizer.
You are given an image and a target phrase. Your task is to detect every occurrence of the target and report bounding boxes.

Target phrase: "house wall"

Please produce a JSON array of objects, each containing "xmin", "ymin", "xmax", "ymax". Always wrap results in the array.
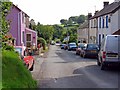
[
  {"xmin": 118, "ymin": 9, "xmax": 120, "ymax": 30},
  {"xmin": 77, "ymin": 28, "xmax": 88, "ymax": 43},
  {"xmin": 25, "ymin": 28, "xmax": 37, "ymax": 47},
  {"xmin": 97, "ymin": 14, "xmax": 111, "ymax": 45},
  {"xmin": 6, "ymin": 5, "xmax": 21, "ymax": 46},
  {"xmin": 89, "ymin": 19, "xmax": 97, "ymax": 43},
  {"xmin": 111, "ymin": 10, "xmax": 119, "ymax": 34}
]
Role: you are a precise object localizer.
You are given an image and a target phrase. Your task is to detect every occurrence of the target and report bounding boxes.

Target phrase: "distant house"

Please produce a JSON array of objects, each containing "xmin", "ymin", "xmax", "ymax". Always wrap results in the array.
[
  {"xmin": 77, "ymin": 21, "xmax": 88, "ymax": 43},
  {"xmin": 90, "ymin": 0, "xmax": 120, "ymax": 45},
  {"xmin": 6, "ymin": 4, "xmax": 37, "ymax": 50}
]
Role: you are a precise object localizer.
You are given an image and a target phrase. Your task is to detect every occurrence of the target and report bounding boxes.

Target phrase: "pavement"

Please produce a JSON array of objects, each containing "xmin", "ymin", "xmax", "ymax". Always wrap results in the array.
[{"xmin": 31, "ymin": 52, "xmax": 48, "ymax": 80}]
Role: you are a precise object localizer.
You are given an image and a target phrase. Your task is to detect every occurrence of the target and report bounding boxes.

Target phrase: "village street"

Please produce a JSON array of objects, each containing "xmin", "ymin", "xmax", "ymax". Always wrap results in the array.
[{"xmin": 32, "ymin": 45, "xmax": 119, "ymax": 88}]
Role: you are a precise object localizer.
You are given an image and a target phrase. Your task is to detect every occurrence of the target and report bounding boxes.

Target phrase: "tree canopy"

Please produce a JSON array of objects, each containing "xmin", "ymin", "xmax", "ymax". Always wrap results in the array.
[{"xmin": 60, "ymin": 14, "xmax": 87, "ymax": 25}]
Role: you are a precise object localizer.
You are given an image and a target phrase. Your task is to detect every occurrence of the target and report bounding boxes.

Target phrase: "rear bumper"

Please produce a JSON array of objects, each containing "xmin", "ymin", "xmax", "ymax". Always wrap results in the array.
[
  {"xmin": 103, "ymin": 60, "xmax": 120, "ymax": 66},
  {"xmin": 69, "ymin": 48, "xmax": 77, "ymax": 51},
  {"xmin": 85, "ymin": 52, "xmax": 98, "ymax": 57}
]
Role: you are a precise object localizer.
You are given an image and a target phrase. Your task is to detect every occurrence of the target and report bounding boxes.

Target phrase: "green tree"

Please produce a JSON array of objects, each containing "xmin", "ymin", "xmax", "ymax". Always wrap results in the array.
[
  {"xmin": 0, "ymin": 2, "xmax": 12, "ymax": 50},
  {"xmin": 37, "ymin": 37, "xmax": 46, "ymax": 50},
  {"xmin": 1, "ymin": 2, "xmax": 12, "ymax": 36},
  {"xmin": 60, "ymin": 19, "xmax": 67, "ymax": 25},
  {"xmin": 36, "ymin": 23, "xmax": 54, "ymax": 44},
  {"xmin": 77, "ymin": 15, "xmax": 86, "ymax": 24}
]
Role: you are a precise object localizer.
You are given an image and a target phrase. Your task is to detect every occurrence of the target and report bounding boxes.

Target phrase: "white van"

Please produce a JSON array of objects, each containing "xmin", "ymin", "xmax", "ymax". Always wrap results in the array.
[{"xmin": 97, "ymin": 35, "xmax": 120, "ymax": 70}]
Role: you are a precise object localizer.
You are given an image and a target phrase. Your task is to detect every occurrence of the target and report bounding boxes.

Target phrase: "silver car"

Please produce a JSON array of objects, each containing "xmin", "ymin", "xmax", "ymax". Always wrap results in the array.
[{"xmin": 97, "ymin": 35, "xmax": 120, "ymax": 70}]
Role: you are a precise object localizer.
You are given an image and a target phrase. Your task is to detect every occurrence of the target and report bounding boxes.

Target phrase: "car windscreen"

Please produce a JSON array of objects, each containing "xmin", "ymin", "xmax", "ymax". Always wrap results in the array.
[
  {"xmin": 78, "ymin": 44, "xmax": 85, "ymax": 48},
  {"xmin": 87, "ymin": 44, "xmax": 98, "ymax": 49},
  {"xmin": 69, "ymin": 44, "xmax": 76, "ymax": 46}
]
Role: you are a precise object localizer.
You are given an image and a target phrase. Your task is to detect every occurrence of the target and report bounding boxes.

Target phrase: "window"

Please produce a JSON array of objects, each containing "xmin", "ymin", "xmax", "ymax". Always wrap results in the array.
[
  {"xmin": 99, "ymin": 34, "xmax": 101, "ymax": 46},
  {"xmin": 102, "ymin": 18, "xmax": 104, "ymax": 28},
  {"xmin": 26, "ymin": 34, "xmax": 32, "ymax": 48},
  {"xmin": 22, "ymin": 31, "xmax": 25, "ymax": 43},
  {"xmin": 94, "ymin": 19, "xmax": 97, "ymax": 28},
  {"xmin": 102, "ymin": 34, "xmax": 104, "ymax": 39},
  {"xmin": 99, "ymin": 17, "xmax": 101, "ymax": 28},
  {"xmin": 26, "ymin": 34, "xmax": 31, "ymax": 41},
  {"xmin": 106, "ymin": 16, "xmax": 108, "ymax": 28},
  {"xmin": 22, "ymin": 13, "xmax": 25, "ymax": 23}
]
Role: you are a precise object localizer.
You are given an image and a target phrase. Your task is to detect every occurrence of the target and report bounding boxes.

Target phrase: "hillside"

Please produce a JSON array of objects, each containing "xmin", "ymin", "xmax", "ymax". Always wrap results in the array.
[{"xmin": 2, "ymin": 50, "xmax": 37, "ymax": 89}]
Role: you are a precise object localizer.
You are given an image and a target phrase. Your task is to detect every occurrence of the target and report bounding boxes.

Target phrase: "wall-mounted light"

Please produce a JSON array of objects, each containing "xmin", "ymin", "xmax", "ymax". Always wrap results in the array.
[{"xmin": 33, "ymin": 37, "xmax": 35, "ymax": 39}]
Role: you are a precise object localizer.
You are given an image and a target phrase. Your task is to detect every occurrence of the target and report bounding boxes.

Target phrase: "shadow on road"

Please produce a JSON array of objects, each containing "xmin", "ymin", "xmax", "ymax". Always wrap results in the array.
[
  {"xmin": 55, "ymin": 51, "xmax": 97, "ymax": 63},
  {"xmin": 38, "ymin": 73, "xmax": 98, "ymax": 88}
]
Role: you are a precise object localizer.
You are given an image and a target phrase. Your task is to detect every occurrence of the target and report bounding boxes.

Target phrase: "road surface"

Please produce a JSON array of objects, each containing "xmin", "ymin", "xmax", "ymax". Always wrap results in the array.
[{"xmin": 32, "ymin": 45, "xmax": 119, "ymax": 88}]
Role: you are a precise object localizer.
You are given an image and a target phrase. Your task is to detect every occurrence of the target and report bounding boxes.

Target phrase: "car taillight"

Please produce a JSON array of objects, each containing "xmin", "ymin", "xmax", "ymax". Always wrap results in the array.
[{"xmin": 103, "ymin": 51, "xmax": 106, "ymax": 59}]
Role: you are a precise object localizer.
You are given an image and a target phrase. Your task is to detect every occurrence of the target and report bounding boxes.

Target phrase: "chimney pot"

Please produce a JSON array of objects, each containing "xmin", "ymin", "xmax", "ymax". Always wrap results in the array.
[
  {"xmin": 88, "ymin": 13, "xmax": 92, "ymax": 20},
  {"xmin": 103, "ymin": 2, "xmax": 109, "ymax": 8},
  {"xmin": 94, "ymin": 10, "xmax": 99, "ymax": 15}
]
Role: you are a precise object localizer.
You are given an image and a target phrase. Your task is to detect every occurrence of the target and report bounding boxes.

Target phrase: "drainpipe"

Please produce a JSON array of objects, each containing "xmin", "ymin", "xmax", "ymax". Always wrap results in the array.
[
  {"xmin": 88, "ymin": 20, "xmax": 89, "ymax": 43},
  {"xmin": 18, "ymin": 12, "xmax": 20, "ymax": 45},
  {"xmin": 96, "ymin": 18, "xmax": 98, "ymax": 44}
]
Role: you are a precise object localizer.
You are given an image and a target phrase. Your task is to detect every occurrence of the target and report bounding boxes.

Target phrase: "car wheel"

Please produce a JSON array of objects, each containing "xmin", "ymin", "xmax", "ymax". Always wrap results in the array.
[
  {"xmin": 101, "ymin": 62, "xmax": 105, "ymax": 70},
  {"xmin": 83, "ymin": 53, "xmax": 86, "ymax": 58},
  {"xmin": 29, "ymin": 61, "xmax": 34, "ymax": 71},
  {"xmin": 76, "ymin": 52, "xmax": 78, "ymax": 55},
  {"xmin": 80, "ymin": 53, "xmax": 82, "ymax": 57},
  {"xmin": 97, "ymin": 57, "xmax": 101, "ymax": 66}
]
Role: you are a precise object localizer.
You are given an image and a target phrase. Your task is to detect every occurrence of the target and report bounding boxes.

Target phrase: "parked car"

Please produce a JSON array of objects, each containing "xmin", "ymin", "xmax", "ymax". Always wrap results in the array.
[
  {"xmin": 14, "ymin": 46, "xmax": 25, "ymax": 59},
  {"xmin": 64, "ymin": 44, "xmax": 68, "ymax": 50},
  {"xmin": 14, "ymin": 46, "xmax": 34, "ymax": 71},
  {"xmin": 97, "ymin": 35, "xmax": 120, "ymax": 70},
  {"xmin": 80, "ymin": 44, "xmax": 99, "ymax": 58},
  {"xmin": 55, "ymin": 41, "xmax": 61, "ymax": 46},
  {"xmin": 76, "ymin": 43, "xmax": 85, "ymax": 55},
  {"xmin": 51, "ymin": 40, "xmax": 55, "ymax": 45},
  {"xmin": 61, "ymin": 44, "xmax": 66, "ymax": 49},
  {"xmin": 23, "ymin": 52, "xmax": 34, "ymax": 71},
  {"xmin": 68, "ymin": 42, "xmax": 77, "ymax": 51}
]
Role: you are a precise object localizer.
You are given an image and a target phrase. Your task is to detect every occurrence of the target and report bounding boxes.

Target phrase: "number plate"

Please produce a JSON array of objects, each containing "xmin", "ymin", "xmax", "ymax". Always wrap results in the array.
[{"xmin": 91, "ymin": 50, "xmax": 96, "ymax": 53}]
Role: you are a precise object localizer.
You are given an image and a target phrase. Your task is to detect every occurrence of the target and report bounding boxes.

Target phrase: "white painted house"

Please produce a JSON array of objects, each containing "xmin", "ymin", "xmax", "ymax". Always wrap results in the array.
[{"xmin": 90, "ymin": 0, "xmax": 120, "ymax": 45}]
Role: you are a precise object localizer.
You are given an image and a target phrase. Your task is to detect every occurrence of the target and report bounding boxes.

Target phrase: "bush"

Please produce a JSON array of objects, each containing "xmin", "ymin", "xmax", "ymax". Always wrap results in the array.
[
  {"xmin": 2, "ymin": 43, "xmax": 14, "ymax": 51},
  {"xmin": 37, "ymin": 37, "xmax": 46, "ymax": 50}
]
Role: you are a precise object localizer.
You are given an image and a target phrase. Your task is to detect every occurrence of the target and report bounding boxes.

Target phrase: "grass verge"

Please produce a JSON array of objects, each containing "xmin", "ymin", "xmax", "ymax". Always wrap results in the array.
[{"xmin": 2, "ymin": 50, "xmax": 37, "ymax": 89}]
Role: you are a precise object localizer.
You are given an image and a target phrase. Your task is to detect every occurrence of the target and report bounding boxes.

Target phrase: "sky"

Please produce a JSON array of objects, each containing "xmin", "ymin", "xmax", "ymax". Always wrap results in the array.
[{"xmin": 10, "ymin": 0, "xmax": 114, "ymax": 25}]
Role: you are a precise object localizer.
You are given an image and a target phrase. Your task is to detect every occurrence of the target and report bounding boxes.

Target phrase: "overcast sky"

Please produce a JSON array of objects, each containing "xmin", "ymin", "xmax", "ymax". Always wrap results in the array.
[{"xmin": 10, "ymin": 0, "xmax": 114, "ymax": 25}]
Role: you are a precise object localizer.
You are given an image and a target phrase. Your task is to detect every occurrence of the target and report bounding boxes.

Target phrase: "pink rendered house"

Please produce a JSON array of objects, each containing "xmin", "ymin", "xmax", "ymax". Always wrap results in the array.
[{"xmin": 6, "ymin": 4, "xmax": 37, "ymax": 51}]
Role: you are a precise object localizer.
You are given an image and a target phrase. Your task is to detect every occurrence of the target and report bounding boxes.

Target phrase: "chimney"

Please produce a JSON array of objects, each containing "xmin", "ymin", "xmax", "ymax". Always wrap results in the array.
[
  {"xmin": 103, "ymin": 2, "xmax": 109, "ymax": 8},
  {"xmin": 88, "ymin": 13, "xmax": 92, "ymax": 20},
  {"xmin": 94, "ymin": 10, "xmax": 99, "ymax": 15}
]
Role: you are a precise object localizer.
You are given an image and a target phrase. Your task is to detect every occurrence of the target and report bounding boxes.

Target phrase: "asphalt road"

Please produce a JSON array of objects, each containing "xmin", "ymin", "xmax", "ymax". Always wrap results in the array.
[{"xmin": 32, "ymin": 45, "xmax": 119, "ymax": 88}]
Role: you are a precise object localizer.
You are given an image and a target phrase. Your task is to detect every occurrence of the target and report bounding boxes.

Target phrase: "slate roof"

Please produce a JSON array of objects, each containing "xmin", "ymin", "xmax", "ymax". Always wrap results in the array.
[
  {"xmin": 113, "ymin": 29, "xmax": 120, "ymax": 35},
  {"xmin": 79, "ymin": 21, "xmax": 88, "ymax": 29},
  {"xmin": 91, "ymin": 1, "xmax": 120, "ymax": 19}
]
